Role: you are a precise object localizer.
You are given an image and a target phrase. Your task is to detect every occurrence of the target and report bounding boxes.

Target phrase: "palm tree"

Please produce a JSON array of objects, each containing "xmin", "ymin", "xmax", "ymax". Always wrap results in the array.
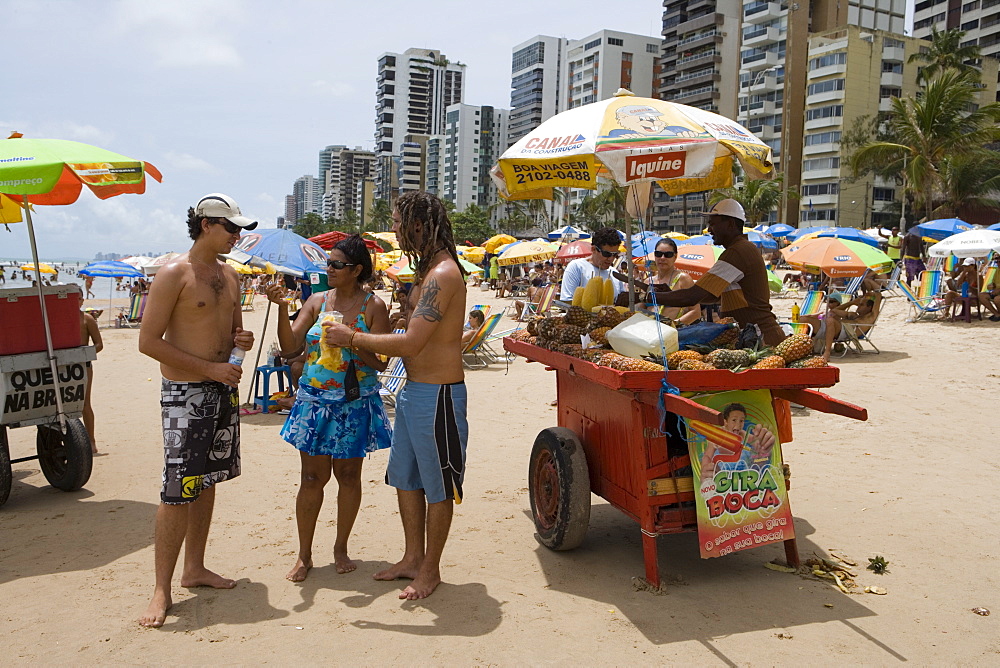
[
  {"xmin": 908, "ymin": 27, "xmax": 982, "ymax": 84},
  {"xmin": 934, "ymin": 152, "xmax": 1000, "ymax": 218},
  {"xmin": 368, "ymin": 198, "xmax": 391, "ymax": 232},
  {"xmin": 710, "ymin": 174, "xmax": 789, "ymax": 226},
  {"xmin": 850, "ymin": 69, "xmax": 1000, "ymax": 222}
]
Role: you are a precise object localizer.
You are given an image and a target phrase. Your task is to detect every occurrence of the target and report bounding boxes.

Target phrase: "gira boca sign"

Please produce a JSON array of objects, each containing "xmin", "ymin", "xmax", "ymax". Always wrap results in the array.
[{"xmin": 624, "ymin": 152, "xmax": 686, "ymax": 183}]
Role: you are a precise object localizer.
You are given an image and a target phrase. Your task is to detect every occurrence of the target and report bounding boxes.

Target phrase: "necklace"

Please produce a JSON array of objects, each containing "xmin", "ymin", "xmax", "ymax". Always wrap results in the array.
[{"xmin": 331, "ymin": 288, "xmax": 364, "ymax": 314}]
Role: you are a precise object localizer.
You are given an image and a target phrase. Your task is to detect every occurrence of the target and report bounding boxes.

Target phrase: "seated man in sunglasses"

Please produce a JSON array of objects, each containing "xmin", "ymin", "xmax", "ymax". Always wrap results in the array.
[
  {"xmin": 653, "ymin": 199, "xmax": 786, "ymax": 347},
  {"xmin": 559, "ymin": 227, "xmax": 626, "ymax": 303}
]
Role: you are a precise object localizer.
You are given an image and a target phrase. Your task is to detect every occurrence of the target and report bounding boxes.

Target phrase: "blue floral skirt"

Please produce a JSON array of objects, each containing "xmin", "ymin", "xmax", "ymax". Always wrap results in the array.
[{"xmin": 280, "ymin": 386, "xmax": 392, "ymax": 459}]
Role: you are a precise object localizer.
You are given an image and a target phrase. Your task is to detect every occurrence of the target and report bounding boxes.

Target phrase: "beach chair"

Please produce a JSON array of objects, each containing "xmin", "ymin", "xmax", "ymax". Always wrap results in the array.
[
  {"xmin": 799, "ymin": 290, "xmax": 826, "ymax": 317},
  {"xmin": 899, "ymin": 280, "xmax": 946, "ymax": 322},
  {"xmin": 875, "ymin": 263, "xmax": 902, "ymax": 297},
  {"xmin": 917, "ymin": 270, "xmax": 944, "ymax": 300},
  {"xmin": 466, "ymin": 304, "xmax": 491, "ymax": 328},
  {"xmin": 462, "ymin": 313, "xmax": 503, "ymax": 369},
  {"xmin": 116, "ymin": 292, "xmax": 147, "ymax": 328},
  {"xmin": 516, "ymin": 284, "xmax": 557, "ymax": 321},
  {"xmin": 838, "ymin": 294, "xmax": 883, "ymax": 356},
  {"xmin": 377, "ymin": 357, "xmax": 407, "ymax": 409},
  {"xmin": 240, "ymin": 289, "xmax": 255, "ymax": 311}
]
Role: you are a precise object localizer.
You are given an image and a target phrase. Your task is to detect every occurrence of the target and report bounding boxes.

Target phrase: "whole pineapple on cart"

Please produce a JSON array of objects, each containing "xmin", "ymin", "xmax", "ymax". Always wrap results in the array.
[{"xmin": 492, "ymin": 91, "xmax": 867, "ymax": 587}]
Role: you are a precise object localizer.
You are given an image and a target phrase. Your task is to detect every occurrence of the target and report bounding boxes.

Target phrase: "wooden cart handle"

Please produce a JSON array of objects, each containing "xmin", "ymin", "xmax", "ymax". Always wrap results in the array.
[{"xmin": 772, "ymin": 388, "xmax": 868, "ymax": 421}]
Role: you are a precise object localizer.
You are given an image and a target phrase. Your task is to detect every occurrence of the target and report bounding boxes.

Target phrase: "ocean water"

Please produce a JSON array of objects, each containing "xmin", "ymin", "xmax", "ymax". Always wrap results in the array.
[{"xmin": 0, "ymin": 260, "xmax": 142, "ymax": 308}]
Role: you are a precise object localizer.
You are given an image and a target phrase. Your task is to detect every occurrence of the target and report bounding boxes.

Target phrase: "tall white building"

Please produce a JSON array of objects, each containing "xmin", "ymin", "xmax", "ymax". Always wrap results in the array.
[
  {"xmin": 508, "ymin": 36, "xmax": 569, "ymax": 146},
  {"xmin": 438, "ymin": 104, "xmax": 510, "ymax": 213},
  {"xmin": 292, "ymin": 175, "xmax": 322, "ymax": 224},
  {"xmin": 563, "ymin": 30, "xmax": 661, "ymax": 110},
  {"xmin": 324, "ymin": 147, "xmax": 376, "ymax": 221},
  {"xmin": 374, "ymin": 48, "xmax": 466, "ymax": 201},
  {"xmin": 318, "ymin": 144, "xmax": 346, "ymax": 217}
]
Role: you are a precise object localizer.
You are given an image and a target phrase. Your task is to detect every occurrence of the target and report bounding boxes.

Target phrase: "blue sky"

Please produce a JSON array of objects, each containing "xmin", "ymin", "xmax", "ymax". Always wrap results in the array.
[{"xmin": 2, "ymin": 0, "xmax": 660, "ymax": 259}]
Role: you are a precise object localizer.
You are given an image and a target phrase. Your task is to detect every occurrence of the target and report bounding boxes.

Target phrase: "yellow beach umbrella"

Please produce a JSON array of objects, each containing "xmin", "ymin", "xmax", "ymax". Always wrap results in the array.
[
  {"xmin": 484, "ymin": 234, "xmax": 516, "ymax": 253},
  {"xmin": 20, "ymin": 262, "xmax": 57, "ymax": 274},
  {"xmin": 665, "ymin": 231, "xmax": 689, "ymax": 240},
  {"xmin": 497, "ymin": 240, "xmax": 557, "ymax": 267},
  {"xmin": 457, "ymin": 245, "xmax": 486, "ymax": 264},
  {"xmin": 367, "ymin": 231, "xmax": 399, "ymax": 249},
  {"xmin": 376, "ymin": 250, "xmax": 402, "ymax": 270},
  {"xmin": 225, "ymin": 259, "xmax": 255, "ymax": 274}
]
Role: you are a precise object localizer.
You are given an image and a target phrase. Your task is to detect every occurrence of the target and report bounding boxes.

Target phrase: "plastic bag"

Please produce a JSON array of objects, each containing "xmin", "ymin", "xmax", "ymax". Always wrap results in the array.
[{"xmin": 676, "ymin": 321, "xmax": 732, "ymax": 347}]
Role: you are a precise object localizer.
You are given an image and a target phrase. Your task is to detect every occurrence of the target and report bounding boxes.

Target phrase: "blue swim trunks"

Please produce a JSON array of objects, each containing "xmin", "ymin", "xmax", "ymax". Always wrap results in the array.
[{"xmin": 386, "ymin": 381, "xmax": 468, "ymax": 504}]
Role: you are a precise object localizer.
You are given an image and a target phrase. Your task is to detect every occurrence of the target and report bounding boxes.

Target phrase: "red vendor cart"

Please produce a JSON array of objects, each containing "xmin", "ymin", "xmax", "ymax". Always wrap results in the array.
[{"xmin": 503, "ymin": 338, "xmax": 868, "ymax": 588}]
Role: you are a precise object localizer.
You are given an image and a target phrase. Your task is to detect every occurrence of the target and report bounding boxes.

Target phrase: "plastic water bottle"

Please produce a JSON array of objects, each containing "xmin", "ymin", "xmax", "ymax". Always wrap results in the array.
[
  {"xmin": 228, "ymin": 347, "xmax": 246, "ymax": 366},
  {"xmin": 791, "ymin": 302, "xmax": 800, "ymax": 323}
]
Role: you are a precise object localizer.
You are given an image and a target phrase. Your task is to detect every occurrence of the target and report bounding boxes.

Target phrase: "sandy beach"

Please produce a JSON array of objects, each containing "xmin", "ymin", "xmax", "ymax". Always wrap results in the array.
[{"xmin": 1, "ymin": 284, "xmax": 998, "ymax": 664}]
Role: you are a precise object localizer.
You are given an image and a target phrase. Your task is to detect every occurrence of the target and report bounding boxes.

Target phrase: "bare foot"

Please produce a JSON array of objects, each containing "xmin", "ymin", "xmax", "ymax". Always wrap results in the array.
[
  {"xmin": 334, "ymin": 552, "xmax": 357, "ymax": 574},
  {"xmin": 180, "ymin": 567, "xmax": 236, "ymax": 589},
  {"xmin": 139, "ymin": 589, "xmax": 172, "ymax": 628},
  {"xmin": 286, "ymin": 557, "xmax": 312, "ymax": 582},
  {"xmin": 373, "ymin": 559, "xmax": 420, "ymax": 581},
  {"xmin": 399, "ymin": 571, "xmax": 441, "ymax": 599}
]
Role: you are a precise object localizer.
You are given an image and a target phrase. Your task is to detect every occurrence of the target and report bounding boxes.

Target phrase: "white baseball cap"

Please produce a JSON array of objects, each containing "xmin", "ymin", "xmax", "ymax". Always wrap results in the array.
[
  {"xmin": 701, "ymin": 198, "xmax": 747, "ymax": 223},
  {"xmin": 195, "ymin": 193, "xmax": 258, "ymax": 229},
  {"xmin": 962, "ymin": 257, "xmax": 976, "ymax": 266}
]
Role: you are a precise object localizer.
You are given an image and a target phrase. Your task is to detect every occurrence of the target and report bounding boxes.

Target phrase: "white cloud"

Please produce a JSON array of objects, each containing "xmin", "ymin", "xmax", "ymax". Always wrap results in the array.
[
  {"xmin": 111, "ymin": 0, "xmax": 245, "ymax": 69},
  {"xmin": 163, "ymin": 151, "xmax": 218, "ymax": 174}
]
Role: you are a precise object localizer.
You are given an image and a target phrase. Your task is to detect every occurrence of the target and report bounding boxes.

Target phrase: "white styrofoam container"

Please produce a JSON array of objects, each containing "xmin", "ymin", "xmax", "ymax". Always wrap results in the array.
[{"xmin": 606, "ymin": 313, "xmax": 679, "ymax": 359}]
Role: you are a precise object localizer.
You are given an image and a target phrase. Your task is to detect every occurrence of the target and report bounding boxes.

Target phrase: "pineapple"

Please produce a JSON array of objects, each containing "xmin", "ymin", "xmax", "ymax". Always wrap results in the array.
[
  {"xmin": 595, "ymin": 306, "xmax": 628, "ymax": 328},
  {"xmin": 708, "ymin": 323, "xmax": 739, "ymax": 349},
  {"xmin": 581, "ymin": 276, "xmax": 603, "ymax": 311},
  {"xmin": 706, "ymin": 348, "xmax": 751, "ymax": 370},
  {"xmin": 559, "ymin": 325, "xmax": 588, "ymax": 344},
  {"xmin": 598, "ymin": 352, "xmax": 663, "ymax": 371},
  {"xmin": 789, "ymin": 355, "xmax": 829, "ymax": 368},
  {"xmin": 571, "ymin": 286, "xmax": 585, "ymax": 307},
  {"xmin": 774, "ymin": 333, "xmax": 814, "ymax": 363},
  {"xmin": 678, "ymin": 359, "xmax": 717, "ymax": 371},
  {"xmin": 668, "ymin": 350, "xmax": 704, "ymax": 370},
  {"xmin": 536, "ymin": 316, "xmax": 564, "ymax": 341},
  {"xmin": 565, "ymin": 305, "xmax": 596, "ymax": 328},
  {"xmin": 752, "ymin": 355, "xmax": 785, "ymax": 369},
  {"xmin": 588, "ymin": 326, "xmax": 613, "ymax": 346}
]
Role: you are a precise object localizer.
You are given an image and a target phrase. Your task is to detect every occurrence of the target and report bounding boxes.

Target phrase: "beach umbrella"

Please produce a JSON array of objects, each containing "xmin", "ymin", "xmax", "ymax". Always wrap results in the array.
[
  {"xmin": 232, "ymin": 228, "xmax": 328, "ymax": 276},
  {"xmin": 548, "ymin": 225, "xmax": 590, "ymax": 240},
  {"xmin": 119, "ymin": 255, "xmax": 153, "ymax": 270},
  {"xmin": 0, "ymin": 133, "xmax": 161, "ymax": 424},
  {"xmin": 927, "ymin": 229, "xmax": 1000, "ymax": 258},
  {"xmin": 915, "ymin": 218, "xmax": 981, "ymax": 241},
  {"xmin": 682, "ymin": 234, "xmax": 715, "ymax": 245},
  {"xmin": 143, "ymin": 252, "xmax": 181, "ymax": 276},
  {"xmin": 631, "ymin": 235, "xmax": 668, "ymax": 258},
  {"xmin": 385, "ymin": 256, "xmax": 483, "ymax": 284},
  {"xmin": 664, "ymin": 231, "xmax": 690, "ymax": 240},
  {"xmin": 79, "ymin": 261, "xmax": 144, "ymax": 326},
  {"xmin": 781, "ymin": 237, "xmax": 894, "ymax": 278},
  {"xmin": 309, "ymin": 230, "xmax": 382, "ymax": 251},
  {"xmin": 366, "ymin": 231, "xmax": 399, "ymax": 249},
  {"xmin": 764, "ymin": 223, "xmax": 795, "ymax": 237},
  {"xmin": 987, "ymin": 222, "xmax": 1000, "ymax": 231},
  {"xmin": 1, "ymin": 193, "xmax": 26, "ymax": 224},
  {"xmin": 456, "ymin": 245, "xmax": 486, "ymax": 264},
  {"xmin": 225, "ymin": 259, "xmax": 255, "ymax": 274},
  {"xmin": 497, "ymin": 240, "xmax": 557, "ymax": 267},
  {"xmin": 556, "ymin": 239, "xmax": 592, "ymax": 261},
  {"xmin": 672, "ymin": 243, "xmax": 781, "ymax": 291},
  {"xmin": 786, "ymin": 225, "xmax": 832, "ymax": 242},
  {"xmin": 797, "ymin": 226, "xmax": 880, "ymax": 248},
  {"xmin": 20, "ymin": 262, "xmax": 58, "ymax": 274},
  {"xmin": 483, "ymin": 234, "xmax": 516, "ymax": 253}
]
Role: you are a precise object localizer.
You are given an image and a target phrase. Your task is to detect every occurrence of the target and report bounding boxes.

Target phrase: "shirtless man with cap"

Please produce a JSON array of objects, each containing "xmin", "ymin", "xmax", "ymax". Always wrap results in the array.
[{"xmin": 138, "ymin": 193, "xmax": 258, "ymax": 627}]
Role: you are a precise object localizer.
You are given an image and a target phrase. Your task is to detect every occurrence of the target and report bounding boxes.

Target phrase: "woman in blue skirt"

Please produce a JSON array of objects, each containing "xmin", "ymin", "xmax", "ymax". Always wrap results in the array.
[{"xmin": 266, "ymin": 235, "xmax": 392, "ymax": 581}]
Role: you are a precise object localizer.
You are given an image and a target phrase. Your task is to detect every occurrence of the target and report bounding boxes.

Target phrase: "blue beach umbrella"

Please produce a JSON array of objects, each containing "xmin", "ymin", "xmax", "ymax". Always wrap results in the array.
[
  {"xmin": 631, "ymin": 235, "xmax": 668, "ymax": 257},
  {"xmin": 232, "ymin": 228, "xmax": 328, "ymax": 276},
  {"xmin": 765, "ymin": 223, "xmax": 795, "ymax": 237},
  {"xmin": 79, "ymin": 260, "xmax": 144, "ymax": 278},
  {"xmin": 684, "ymin": 231, "xmax": 777, "ymax": 251},
  {"xmin": 814, "ymin": 227, "xmax": 880, "ymax": 248},
  {"xmin": 915, "ymin": 218, "xmax": 980, "ymax": 241},
  {"xmin": 786, "ymin": 225, "xmax": 833, "ymax": 242},
  {"xmin": 988, "ymin": 222, "xmax": 1000, "ymax": 231},
  {"xmin": 548, "ymin": 225, "xmax": 590, "ymax": 240}
]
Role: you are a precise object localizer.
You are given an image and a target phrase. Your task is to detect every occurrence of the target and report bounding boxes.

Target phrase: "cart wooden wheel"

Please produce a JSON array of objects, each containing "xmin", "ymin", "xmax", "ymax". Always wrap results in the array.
[
  {"xmin": 0, "ymin": 427, "xmax": 11, "ymax": 507},
  {"xmin": 36, "ymin": 419, "xmax": 92, "ymax": 492},
  {"xmin": 529, "ymin": 427, "xmax": 591, "ymax": 550}
]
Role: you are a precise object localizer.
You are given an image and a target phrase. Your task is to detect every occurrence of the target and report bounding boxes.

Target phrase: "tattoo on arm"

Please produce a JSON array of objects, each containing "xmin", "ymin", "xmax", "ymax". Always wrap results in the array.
[{"xmin": 412, "ymin": 278, "xmax": 444, "ymax": 323}]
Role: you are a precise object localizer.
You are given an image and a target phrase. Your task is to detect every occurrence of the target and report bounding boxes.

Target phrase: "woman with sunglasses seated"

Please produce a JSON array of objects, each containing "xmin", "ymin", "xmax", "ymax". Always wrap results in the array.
[
  {"xmin": 264, "ymin": 235, "xmax": 392, "ymax": 583},
  {"xmin": 641, "ymin": 238, "xmax": 700, "ymax": 325}
]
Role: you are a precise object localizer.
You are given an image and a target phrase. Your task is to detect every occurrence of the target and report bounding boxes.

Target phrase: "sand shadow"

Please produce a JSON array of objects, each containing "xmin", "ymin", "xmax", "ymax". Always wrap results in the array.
[
  {"xmin": 0, "ymin": 494, "xmax": 156, "ymax": 585},
  {"xmin": 833, "ymin": 350, "xmax": 910, "ymax": 364},
  {"xmin": 239, "ymin": 412, "xmax": 289, "ymax": 426},
  {"xmin": 528, "ymin": 503, "xmax": 904, "ymax": 662},
  {"xmin": 157, "ymin": 580, "xmax": 290, "ymax": 631},
  {"xmin": 289, "ymin": 561, "xmax": 502, "ymax": 637}
]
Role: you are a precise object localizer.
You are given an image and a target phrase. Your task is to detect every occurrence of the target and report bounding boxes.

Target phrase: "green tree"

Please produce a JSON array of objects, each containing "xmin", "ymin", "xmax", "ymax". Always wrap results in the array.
[
  {"xmin": 710, "ymin": 174, "xmax": 792, "ymax": 226},
  {"xmin": 450, "ymin": 203, "xmax": 496, "ymax": 245},
  {"xmin": 293, "ymin": 212, "xmax": 328, "ymax": 239},
  {"xmin": 934, "ymin": 151, "xmax": 1000, "ymax": 218},
  {"xmin": 908, "ymin": 27, "xmax": 982, "ymax": 84},
  {"xmin": 850, "ymin": 69, "xmax": 1000, "ymax": 222},
  {"xmin": 368, "ymin": 198, "xmax": 392, "ymax": 232}
]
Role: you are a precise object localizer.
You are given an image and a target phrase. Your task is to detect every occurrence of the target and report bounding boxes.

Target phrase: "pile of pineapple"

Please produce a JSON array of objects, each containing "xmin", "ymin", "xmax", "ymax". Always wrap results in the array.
[
  {"xmin": 508, "ymin": 304, "xmax": 666, "ymax": 371},
  {"xmin": 667, "ymin": 332, "xmax": 827, "ymax": 371}
]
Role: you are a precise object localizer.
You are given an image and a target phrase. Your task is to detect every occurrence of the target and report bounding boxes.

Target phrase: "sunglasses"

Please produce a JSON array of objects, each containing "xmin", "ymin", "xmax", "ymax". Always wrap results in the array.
[
  {"xmin": 215, "ymin": 219, "xmax": 241, "ymax": 234},
  {"xmin": 327, "ymin": 260, "xmax": 357, "ymax": 270},
  {"xmin": 653, "ymin": 250, "xmax": 676, "ymax": 258},
  {"xmin": 597, "ymin": 249, "xmax": 621, "ymax": 259}
]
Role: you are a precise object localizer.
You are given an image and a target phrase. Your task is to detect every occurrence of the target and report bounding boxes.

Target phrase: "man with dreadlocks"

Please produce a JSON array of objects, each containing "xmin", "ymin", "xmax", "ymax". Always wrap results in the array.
[{"xmin": 325, "ymin": 191, "xmax": 468, "ymax": 600}]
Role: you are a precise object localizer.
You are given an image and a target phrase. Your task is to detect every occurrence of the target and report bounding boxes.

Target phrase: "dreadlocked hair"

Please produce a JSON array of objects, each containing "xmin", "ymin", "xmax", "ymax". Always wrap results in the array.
[{"xmin": 394, "ymin": 191, "xmax": 466, "ymax": 283}]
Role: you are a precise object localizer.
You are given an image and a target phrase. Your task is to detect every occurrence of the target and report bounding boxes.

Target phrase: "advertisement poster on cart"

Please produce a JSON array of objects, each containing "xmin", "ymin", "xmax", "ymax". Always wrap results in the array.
[{"xmin": 685, "ymin": 389, "xmax": 794, "ymax": 559}]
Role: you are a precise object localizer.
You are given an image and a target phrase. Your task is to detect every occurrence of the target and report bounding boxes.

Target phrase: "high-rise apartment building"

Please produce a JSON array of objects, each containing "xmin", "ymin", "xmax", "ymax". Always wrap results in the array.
[
  {"xmin": 913, "ymin": 0, "xmax": 1000, "ymax": 100},
  {"xmin": 374, "ymin": 48, "xmax": 466, "ymax": 202},
  {"xmin": 799, "ymin": 26, "xmax": 999, "ymax": 228},
  {"xmin": 283, "ymin": 195, "xmax": 296, "ymax": 228},
  {"xmin": 509, "ymin": 36, "xmax": 569, "ymax": 146},
  {"xmin": 653, "ymin": 0, "xmax": 743, "ymax": 232},
  {"xmin": 564, "ymin": 30, "xmax": 661, "ymax": 110},
  {"xmin": 318, "ymin": 144, "xmax": 346, "ymax": 217},
  {"xmin": 438, "ymin": 104, "xmax": 510, "ymax": 212},
  {"xmin": 291, "ymin": 175, "xmax": 322, "ymax": 224},
  {"xmin": 325, "ymin": 147, "xmax": 375, "ymax": 221}
]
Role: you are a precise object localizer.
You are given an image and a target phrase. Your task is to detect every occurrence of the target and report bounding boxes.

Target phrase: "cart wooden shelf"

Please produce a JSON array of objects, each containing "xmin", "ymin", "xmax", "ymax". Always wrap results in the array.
[{"xmin": 504, "ymin": 337, "xmax": 867, "ymax": 587}]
